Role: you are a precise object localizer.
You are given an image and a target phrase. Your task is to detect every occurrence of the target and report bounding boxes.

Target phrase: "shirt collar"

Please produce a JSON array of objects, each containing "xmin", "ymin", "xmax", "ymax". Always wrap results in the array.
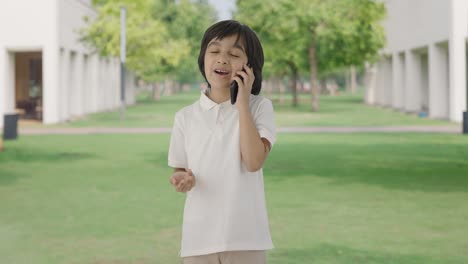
[{"xmin": 199, "ymin": 89, "xmax": 234, "ymax": 111}]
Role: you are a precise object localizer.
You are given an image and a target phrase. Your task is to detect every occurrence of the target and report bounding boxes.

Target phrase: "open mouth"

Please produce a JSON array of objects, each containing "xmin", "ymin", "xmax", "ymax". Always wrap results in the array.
[{"xmin": 214, "ymin": 69, "xmax": 230, "ymax": 76}]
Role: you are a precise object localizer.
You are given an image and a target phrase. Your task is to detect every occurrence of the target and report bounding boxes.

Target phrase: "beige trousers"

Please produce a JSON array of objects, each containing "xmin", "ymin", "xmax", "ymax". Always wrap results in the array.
[{"xmin": 182, "ymin": 250, "xmax": 266, "ymax": 264}]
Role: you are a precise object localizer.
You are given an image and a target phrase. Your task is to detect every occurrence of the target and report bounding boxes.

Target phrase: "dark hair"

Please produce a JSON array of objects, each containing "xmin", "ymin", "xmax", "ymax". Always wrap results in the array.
[{"xmin": 198, "ymin": 20, "xmax": 264, "ymax": 95}]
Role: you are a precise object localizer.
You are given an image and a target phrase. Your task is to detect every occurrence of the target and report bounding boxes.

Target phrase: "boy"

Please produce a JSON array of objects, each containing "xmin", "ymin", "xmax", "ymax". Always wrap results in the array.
[{"xmin": 168, "ymin": 20, "xmax": 276, "ymax": 264}]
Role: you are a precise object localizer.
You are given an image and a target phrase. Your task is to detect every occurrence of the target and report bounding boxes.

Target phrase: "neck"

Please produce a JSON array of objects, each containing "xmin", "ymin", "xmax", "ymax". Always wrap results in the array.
[{"xmin": 207, "ymin": 86, "xmax": 230, "ymax": 104}]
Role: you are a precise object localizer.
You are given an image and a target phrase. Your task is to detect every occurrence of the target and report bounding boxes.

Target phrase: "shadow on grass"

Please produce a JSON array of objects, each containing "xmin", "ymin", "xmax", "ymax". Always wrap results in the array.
[
  {"xmin": 0, "ymin": 147, "xmax": 95, "ymax": 163},
  {"xmin": 0, "ymin": 145, "xmax": 95, "ymax": 185},
  {"xmin": 265, "ymin": 139, "xmax": 468, "ymax": 193},
  {"xmin": 0, "ymin": 168, "xmax": 28, "ymax": 185},
  {"xmin": 270, "ymin": 244, "xmax": 460, "ymax": 264}
]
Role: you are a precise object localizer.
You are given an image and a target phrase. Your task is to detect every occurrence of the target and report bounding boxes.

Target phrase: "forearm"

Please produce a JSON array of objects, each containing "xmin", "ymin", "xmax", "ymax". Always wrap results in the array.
[{"xmin": 238, "ymin": 107, "xmax": 267, "ymax": 172}]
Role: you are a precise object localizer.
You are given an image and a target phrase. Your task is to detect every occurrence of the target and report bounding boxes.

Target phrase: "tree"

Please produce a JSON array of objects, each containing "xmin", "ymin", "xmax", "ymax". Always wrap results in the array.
[
  {"xmin": 236, "ymin": 0, "xmax": 386, "ymax": 111},
  {"xmin": 236, "ymin": 0, "xmax": 308, "ymax": 107},
  {"xmin": 81, "ymin": 0, "xmax": 216, "ymax": 98},
  {"xmin": 153, "ymin": 0, "xmax": 217, "ymax": 86}
]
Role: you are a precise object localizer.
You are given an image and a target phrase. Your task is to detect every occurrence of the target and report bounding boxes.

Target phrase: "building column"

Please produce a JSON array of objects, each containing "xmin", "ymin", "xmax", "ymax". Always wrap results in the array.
[
  {"xmin": 43, "ymin": 45, "xmax": 60, "ymax": 124},
  {"xmin": 392, "ymin": 52, "xmax": 405, "ymax": 109},
  {"xmin": 89, "ymin": 54, "xmax": 99, "ymax": 113},
  {"xmin": 420, "ymin": 52, "xmax": 429, "ymax": 113},
  {"xmin": 448, "ymin": 0, "xmax": 468, "ymax": 122},
  {"xmin": 0, "ymin": 48, "xmax": 5, "ymax": 127},
  {"xmin": 429, "ymin": 43, "xmax": 449, "ymax": 119},
  {"xmin": 103, "ymin": 58, "xmax": 109, "ymax": 110},
  {"xmin": 113, "ymin": 58, "xmax": 119, "ymax": 108},
  {"xmin": 69, "ymin": 52, "xmax": 77, "ymax": 117},
  {"xmin": 98, "ymin": 57, "xmax": 105, "ymax": 111},
  {"xmin": 82, "ymin": 54, "xmax": 89, "ymax": 115},
  {"xmin": 375, "ymin": 60, "xmax": 385, "ymax": 105},
  {"xmin": 383, "ymin": 56, "xmax": 393, "ymax": 107},
  {"xmin": 405, "ymin": 50, "xmax": 421, "ymax": 112},
  {"xmin": 59, "ymin": 48, "xmax": 70, "ymax": 121},
  {"xmin": 0, "ymin": 49, "xmax": 15, "ymax": 127},
  {"xmin": 75, "ymin": 53, "xmax": 84, "ymax": 116}
]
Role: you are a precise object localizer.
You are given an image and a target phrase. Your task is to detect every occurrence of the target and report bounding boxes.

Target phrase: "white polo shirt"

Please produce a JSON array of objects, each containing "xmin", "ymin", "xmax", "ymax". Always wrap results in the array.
[{"xmin": 168, "ymin": 89, "xmax": 277, "ymax": 257}]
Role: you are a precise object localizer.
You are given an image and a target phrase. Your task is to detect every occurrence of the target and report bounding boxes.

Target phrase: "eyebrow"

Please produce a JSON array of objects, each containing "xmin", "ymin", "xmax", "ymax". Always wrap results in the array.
[{"xmin": 207, "ymin": 40, "xmax": 245, "ymax": 53}]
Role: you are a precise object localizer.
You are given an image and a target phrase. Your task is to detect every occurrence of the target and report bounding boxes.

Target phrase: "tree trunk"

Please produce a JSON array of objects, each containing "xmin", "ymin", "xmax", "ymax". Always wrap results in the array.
[
  {"xmin": 272, "ymin": 77, "xmax": 280, "ymax": 93},
  {"xmin": 289, "ymin": 62, "xmax": 298, "ymax": 107},
  {"xmin": 309, "ymin": 41, "xmax": 319, "ymax": 111},
  {"xmin": 265, "ymin": 79, "xmax": 272, "ymax": 98},
  {"xmin": 279, "ymin": 78, "xmax": 285, "ymax": 104},
  {"xmin": 351, "ymin": 65, "xmax": 357, "ymax": 94},
  {"xmin": 346, "ymin": 69, "xmax": 351, "ymax": 93},
  {"xmin": 298, "ymin": 80, "xmax": 304, "ymax": 93},
  {"xmin": 164, "ymin": 79, "xmax": 173, "ymax": 96},
  {"xmin": 152, "ymin": 83, "xmax": 160, "ymax": 101},
  {"xmin": 174, "ymin": 81, "xmax": 181, "ymax": 94}
]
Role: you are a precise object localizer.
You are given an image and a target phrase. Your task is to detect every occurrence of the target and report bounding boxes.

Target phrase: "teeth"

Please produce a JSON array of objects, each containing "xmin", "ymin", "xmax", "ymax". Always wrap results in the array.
[{"xmin": 215, "ymin": 69, "xmax": 228, "ymax": 74}]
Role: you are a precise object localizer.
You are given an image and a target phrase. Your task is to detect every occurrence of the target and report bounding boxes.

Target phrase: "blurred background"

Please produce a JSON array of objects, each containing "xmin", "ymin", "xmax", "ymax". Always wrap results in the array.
[{"xmin": 0, "ymin": 0, "xmax": 467, "ymax": 263}]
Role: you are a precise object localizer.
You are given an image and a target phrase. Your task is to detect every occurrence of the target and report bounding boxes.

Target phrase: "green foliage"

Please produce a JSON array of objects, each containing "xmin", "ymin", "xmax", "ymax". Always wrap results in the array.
[
  {"xmin": 81, "ymin": 0, "xmax": 216, "ymax": 83},
  {"xmin": 236, "ymin": 0, "xmax": 386, "ymax": 75},
  {"xmin": 314, "ymin": 0, "xmax": 387, "ymax": 73},
  {"xmin": 236, "ymin": 0, "xmax": 309, "ymax": 78},
  {"xmin": 152, "ymin": 0, "xmax": 217, "ymax": 83}
]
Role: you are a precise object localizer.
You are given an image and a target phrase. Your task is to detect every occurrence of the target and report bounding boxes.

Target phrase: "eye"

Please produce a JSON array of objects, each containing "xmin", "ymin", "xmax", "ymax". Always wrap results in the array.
[
  {"xmin": 209, "ymin": 50, "xmax": 219, "ymax": 54},
  {"xmin": 230, "ymin": 54, "xmax": 240, "ymax": 58}
]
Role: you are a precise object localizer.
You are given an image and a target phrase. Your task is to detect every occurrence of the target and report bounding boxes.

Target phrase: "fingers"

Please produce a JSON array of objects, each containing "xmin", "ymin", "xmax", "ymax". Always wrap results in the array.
[
  {"xmin": 173, "ymin": 169, "xmax": 196, "ymax": 193},
  {"xmin": 243, "ymin": 63, "xmax": 254, "ymax": 78},
  {"xmin": 232, "ymin": 75, "xmax": 244, "ymax": 89},
  {"xmin": 176, "ymin": 178, "xmax": 186, "ymax": 192},
  {"xmin": 169, "ymin": 173, "xmax": 182, "ymax": 186},
  {"xmin": 236, "ymin": 69, "xmax": 249, "ymax": 82},
  {"xmin": 177, "ymin": 179, "xmax": 193, "ymax": 192},
  {"xmin": 234, "ymin": 64, "xmax": 254, "ymax": 92}
]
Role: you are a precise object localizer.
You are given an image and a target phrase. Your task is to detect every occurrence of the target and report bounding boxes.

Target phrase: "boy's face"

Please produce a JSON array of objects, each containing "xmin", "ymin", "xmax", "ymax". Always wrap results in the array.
[{"xmin": 204, "ymin": 34, "xmax": 248, "ymax": 90}]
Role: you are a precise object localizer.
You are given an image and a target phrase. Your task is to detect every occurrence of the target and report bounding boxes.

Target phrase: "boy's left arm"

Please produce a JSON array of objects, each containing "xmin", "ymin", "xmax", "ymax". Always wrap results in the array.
[{"xmin": 238, "ymin": 107, "xmax": 271, "ymax": 172}]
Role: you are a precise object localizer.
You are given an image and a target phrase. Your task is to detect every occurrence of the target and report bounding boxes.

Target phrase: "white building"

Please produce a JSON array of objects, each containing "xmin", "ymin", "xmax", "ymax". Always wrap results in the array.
[
  {"xmin": 366, "ymin": 0, "xmax": 468, "ymax": 122},
  {"xmin": 0, "ymin": 0, "xmax": 136, "ymax": 127}
]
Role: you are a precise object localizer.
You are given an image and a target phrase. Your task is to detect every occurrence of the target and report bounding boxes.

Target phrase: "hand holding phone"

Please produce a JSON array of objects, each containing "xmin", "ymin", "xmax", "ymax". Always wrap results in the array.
[{"xmin": 230, "ymin": 69, "xmax": 246, "ymax": 105}]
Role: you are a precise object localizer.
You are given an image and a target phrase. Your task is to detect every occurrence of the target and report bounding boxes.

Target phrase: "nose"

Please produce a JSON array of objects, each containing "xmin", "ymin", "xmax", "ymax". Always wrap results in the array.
[{"xmin": 216, "ymin": 53, "xmax": 228, "ymax": 64}]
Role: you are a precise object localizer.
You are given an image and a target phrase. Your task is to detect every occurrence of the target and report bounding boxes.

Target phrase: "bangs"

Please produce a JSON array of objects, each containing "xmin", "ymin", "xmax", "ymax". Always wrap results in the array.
[{"xmin": 207, "ymin": 23, "xmax": 247, "ymax": 52}]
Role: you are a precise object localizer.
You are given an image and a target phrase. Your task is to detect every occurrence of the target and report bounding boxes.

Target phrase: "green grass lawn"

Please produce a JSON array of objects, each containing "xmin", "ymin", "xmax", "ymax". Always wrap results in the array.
[
  {"xmin": 1, "ymin": 133, "xmax": 467, "ymax": 263},
  {"xmin": 28, "ymin": 89, "xmax": 456, "ymax": 128}
]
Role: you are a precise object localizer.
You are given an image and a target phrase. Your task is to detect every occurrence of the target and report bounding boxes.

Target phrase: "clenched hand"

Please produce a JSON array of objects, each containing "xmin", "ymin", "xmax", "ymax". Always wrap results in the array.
[{"xmin": 169, "ymin": 169, "xmax": 196, "ymax": 193}]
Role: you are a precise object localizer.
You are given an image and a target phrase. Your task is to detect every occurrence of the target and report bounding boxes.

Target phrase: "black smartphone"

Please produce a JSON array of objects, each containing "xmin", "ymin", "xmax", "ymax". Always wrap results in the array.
[
  {"xmin": 230, "ymin": 69, "xmax": 246, "ymax": 105},
  {"xmin": 230, "ymin": 79, "xmax": 239, "ymax": 105}
]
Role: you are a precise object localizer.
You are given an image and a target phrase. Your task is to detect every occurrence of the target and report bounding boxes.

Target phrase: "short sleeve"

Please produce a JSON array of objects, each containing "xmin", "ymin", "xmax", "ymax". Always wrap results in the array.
[
  {"xmin": 168, "ymin": 111, "xmax": 188, "ymax": 168},
  {"xmin": 254, "ymin": 98, "xmax": 277, "ymax": 148}
]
